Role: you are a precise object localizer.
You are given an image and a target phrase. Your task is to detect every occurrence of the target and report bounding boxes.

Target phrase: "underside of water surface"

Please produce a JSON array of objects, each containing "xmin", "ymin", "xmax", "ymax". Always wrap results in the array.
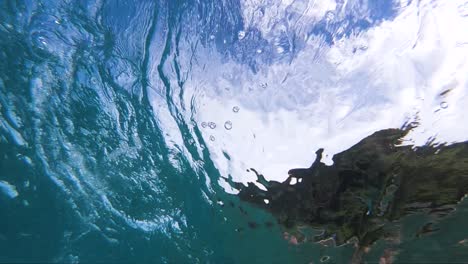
[{"xmin": 1, "ymin": 0, "xmax": 468, "ymax": 263}]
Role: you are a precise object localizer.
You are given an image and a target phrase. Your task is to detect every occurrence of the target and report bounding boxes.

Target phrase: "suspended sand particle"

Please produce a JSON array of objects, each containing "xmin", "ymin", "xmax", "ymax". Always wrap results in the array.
[
  {"xmin": 208, "ymin": 122, "xmax": 216, "ymax": 129},
  {"xmin": 224, "ymin": 121, "xmax": 232, "ymax": 130},
  {"xmin": 238, "ymin": 31, "xmax": 246, "ymax": 40},
  {"xmin": 232, "ymin": 106, "xmax": 240, "ymax": 113},
  {"xmin": 440, "ymin": 101, "xmax": 448, "ymax": 109}
]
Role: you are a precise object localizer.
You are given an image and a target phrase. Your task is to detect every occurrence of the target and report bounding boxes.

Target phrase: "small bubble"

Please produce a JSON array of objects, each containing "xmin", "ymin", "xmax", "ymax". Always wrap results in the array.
[
  {"xmin": 208, "ymin": 122, "xmax": 216, "ymax": 129},
  {"xmin": 238, "ymin": 30, "xmax": 246, "ymax": 40},
  {"xmin": 256, "ymin": 49, "xmax": 263, "ymax": 54},
  {"xmin": 260, "ymin": 83, "xmax": 268, "ymax": 89},
  {"xmin": 210, "ymin": 135, "xmax": 215, "ymax": 141},
  {"xmin": 320, "ymin": 256, "xmax": 330, "ymax": 263},
  {"xmin": 224, "ymin": 121, "xmax": 233, "ymax": 130},
  {"xmin": 201, "ymin": 122, "xmax": 207, "ymax": 128},
  {"xmin": 440, "ymin": 101, "xmax": 448, "ymax": 109},
  {"xmin": 232, "ymin": 106, "xmax": 240, "ymax": 113},
  {"xmin": 276, "ymin": 46, "xmax": 285, "ymax": 54},
  {"xmin": 209, "ymin": 34, "xmax": 215, "ymax": 40}
]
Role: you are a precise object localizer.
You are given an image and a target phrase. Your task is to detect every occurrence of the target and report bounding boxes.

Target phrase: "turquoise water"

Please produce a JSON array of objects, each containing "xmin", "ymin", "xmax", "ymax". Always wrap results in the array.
[{"xmin": 1, "ymin": 0, "xmax": 468, "ymax": 263}]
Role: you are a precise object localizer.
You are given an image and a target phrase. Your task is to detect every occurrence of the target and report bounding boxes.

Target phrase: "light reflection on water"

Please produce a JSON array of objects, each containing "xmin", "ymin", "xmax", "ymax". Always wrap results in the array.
[
  {"xmin": 0, "ymin": 0, "xmax": 468, "ymax": 263},
  {"xmin": 190, "ymin": 0, "xmax": 468, "ymax": 186}
]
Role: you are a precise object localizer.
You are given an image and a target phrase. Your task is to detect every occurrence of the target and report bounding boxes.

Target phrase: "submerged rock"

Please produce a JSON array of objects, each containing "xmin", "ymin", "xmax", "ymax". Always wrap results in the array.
[{"xmin": 230, "ymin": 128, "xmax": 468, "ymax": 249}]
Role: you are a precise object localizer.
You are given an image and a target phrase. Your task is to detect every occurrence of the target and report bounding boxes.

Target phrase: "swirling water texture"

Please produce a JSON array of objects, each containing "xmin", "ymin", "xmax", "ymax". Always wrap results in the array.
[{"xmin": 0, "ymin": 0, "xmax": 325, "ymax": 263}]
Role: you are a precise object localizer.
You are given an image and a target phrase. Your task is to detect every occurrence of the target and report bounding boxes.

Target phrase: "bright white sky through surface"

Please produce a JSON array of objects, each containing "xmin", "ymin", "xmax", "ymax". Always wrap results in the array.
[{"xmin": 150, "ymin": 0, "xmax": 468, "ymax": 193}]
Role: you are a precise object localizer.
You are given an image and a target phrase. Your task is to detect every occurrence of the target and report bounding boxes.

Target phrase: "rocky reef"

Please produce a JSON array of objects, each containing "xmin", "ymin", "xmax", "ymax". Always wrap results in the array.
[{"xmin": 230, "ymin": 128, "xmax": 468, "ymax": 256}]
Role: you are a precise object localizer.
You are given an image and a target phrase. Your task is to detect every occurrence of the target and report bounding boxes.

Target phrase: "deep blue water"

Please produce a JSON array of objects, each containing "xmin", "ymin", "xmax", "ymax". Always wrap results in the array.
[{"xmin": 1, "ymin": 0, "xmax": 468, "ymax": 263}]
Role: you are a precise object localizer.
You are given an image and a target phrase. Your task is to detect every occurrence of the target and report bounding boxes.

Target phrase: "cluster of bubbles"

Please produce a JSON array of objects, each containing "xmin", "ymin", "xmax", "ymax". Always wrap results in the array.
[
  {"xmin": 199, "ymin": 106, "xmax": 240, "ymax": 141},
  {"xmin": 236, "ymin": 29, "xmax": 283, "ymax": 54}
]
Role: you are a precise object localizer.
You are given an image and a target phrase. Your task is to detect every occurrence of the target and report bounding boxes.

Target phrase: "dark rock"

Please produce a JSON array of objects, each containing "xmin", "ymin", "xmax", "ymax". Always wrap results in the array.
[{"xmin": 231, "ymin": 128, "xmax": 468, "ymax": 247}]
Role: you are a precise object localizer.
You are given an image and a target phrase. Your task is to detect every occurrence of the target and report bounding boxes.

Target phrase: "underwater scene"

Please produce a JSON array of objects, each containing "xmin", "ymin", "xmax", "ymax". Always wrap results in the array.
[{"xmin": 1, "ymin": 0, "xmax": 468, "ymax": 263}]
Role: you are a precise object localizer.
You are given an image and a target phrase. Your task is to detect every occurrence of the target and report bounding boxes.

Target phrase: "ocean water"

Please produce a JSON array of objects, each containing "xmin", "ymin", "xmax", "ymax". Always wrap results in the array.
[{"xmin": 1, "ymin": 0, "xmax": 468, "ymax": 263}]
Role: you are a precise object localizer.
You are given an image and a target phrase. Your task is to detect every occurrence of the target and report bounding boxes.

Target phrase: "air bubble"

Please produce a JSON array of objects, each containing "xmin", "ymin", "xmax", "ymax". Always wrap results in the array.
[
  {"xmin": 256, "ymin": 49, "xmax": 262, "ymax": 54},
  {"xmin": 208, "ymin": 122, "xmax": 216, "ymax": 129},
  {"xmin": 232, "ymin": 106, "xmax": 240, "ymax": 113},
  {"xmin": 320, "ymin": 256, "xmax": 330, "ymax": 263},
  {"xmin": 224, "ymin": 121, "xmax": 232, "ymax": 130},
  {"xmin": 210, "ymin": 135, "xmax": 215, "ymax": 141},
  {"xmin": 238, "ymin": 30, "xmax": 246, "ymax": 40},
  {"xmin": 260, "ymin": 83, "xmax": 268, "ymax": 89},
  {"xmin": 264, "ymin": 199, "xmax": 270, "ymax": 204},
  {"xmin": 209, "ymin": 35, "xmax": 215, "ymax": 40},
  {"xmin": 201, "ymin": 122, "xmax": 207, "ymax": 128},
  {"xmin": 440, "ymin": 101, "xmax": 448, "ymax": 109},
  {"xmin": 276, "ymin": 46, "xmax": 285, "ymax": 54}
]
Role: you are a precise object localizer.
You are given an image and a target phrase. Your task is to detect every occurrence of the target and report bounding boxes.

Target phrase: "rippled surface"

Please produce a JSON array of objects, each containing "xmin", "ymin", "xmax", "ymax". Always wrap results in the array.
[{"xmin": 1, "ymin": 0, "xmax": 468, "ymax": 263}]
